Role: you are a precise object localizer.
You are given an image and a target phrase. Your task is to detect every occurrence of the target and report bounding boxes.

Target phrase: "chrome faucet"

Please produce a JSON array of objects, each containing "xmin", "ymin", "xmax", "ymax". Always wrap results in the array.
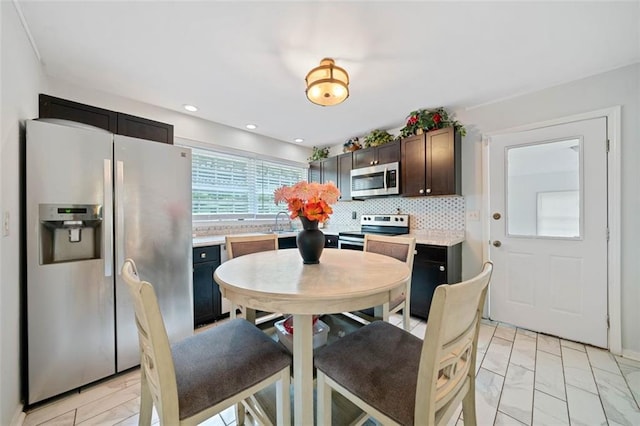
[{"xmin": 275, "ymin": 211, "xmax": 291, "ymax": 232}]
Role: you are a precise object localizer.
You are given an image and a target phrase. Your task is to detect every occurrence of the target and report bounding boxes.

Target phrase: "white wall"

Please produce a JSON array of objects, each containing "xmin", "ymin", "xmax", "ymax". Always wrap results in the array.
[
  {"xmin": 456, "ymin": 63, "xmax": 640, "ymax": 355},
  {"xmin": 1, "ymin": 2, "xmax": 47, "ymax": 424},
  {"xmin": 45, "ymin": 78, "xmax": 312, "ymax": 164}
]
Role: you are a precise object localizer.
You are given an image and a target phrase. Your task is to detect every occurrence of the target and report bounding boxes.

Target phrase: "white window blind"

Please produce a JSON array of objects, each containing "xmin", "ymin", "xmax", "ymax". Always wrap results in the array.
[{"xmin": 191, "ymin": 146, "xmax": 305, "ymax": 219}]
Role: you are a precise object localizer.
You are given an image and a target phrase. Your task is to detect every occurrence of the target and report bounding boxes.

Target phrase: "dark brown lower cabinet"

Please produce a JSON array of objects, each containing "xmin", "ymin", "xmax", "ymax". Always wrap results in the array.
[
  {"xmin": 409, "ymin": 243, "xmax": 462, "ymax": 320},
  {"xmin": 278, "ymin": 236, "xmax": 297, "ymax": 249},
  {"xmin": 193, "ymin": 245, "xmax": 222, "ymax": 327}
]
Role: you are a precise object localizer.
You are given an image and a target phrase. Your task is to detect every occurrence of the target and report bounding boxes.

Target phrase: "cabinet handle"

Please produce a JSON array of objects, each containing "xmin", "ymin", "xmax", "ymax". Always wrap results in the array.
[
  {"xmin": 439, "ymin": 265, "xmax": 445, "ymax": 272},
  {"xmin": 200, "ymin": 253, "xmax": 207, "ymax": 259},
  {"xmin": 426, "ymin": 188, "xmax": 432, "ymax": 194},
  {"xmin": 370, "ymin": 161, "xmax": 374, "ymax": 165},
  {"xmin": 419, "ymin": 189, "xmax": 424, "ymax": 194}
]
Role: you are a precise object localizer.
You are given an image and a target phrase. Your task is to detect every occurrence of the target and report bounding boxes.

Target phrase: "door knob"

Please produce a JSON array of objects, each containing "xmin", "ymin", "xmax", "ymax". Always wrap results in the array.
[
  {"xmin": 492, "ymin": 212, "xmax": 501, "ymax": 220},
  {"xmin": 492, "ymin": 240, "xmax": 502, "ymax": 247}
]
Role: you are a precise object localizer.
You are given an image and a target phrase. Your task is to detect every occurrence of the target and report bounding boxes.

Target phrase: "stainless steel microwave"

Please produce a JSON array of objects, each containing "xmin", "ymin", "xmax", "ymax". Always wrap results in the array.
[{"xmin": 350, "ymin": 161, "xmax": 400, "ymax": 197}]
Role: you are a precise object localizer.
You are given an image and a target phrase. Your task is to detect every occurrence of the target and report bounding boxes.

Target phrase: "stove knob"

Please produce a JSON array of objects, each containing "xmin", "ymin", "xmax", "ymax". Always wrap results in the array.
[
  {"xmin": 394, "ymin": 217, "xmax": 398, "ymax": 221},
  {"xmin": 400, "ymin": 217, "xmax": 404, "ymax": 221}
]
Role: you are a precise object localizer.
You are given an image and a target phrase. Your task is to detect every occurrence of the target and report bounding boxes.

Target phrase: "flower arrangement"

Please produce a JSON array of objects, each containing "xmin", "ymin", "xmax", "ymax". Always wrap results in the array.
[
  {"xmin": 308, "ymin": 146, "xmax": 330, "ymax": 161},
  {"xmin": 274, "ymin": 181, "xmax": 340, "ymax": 223},
  {"xmin": 363, "ymin": 129, "xmax": 394, "ymax": 148},
  {"xmin": 343, "ymin": 137, "xmax": 362, "ymax": 152},
  {"xmin": 399, "ymin": 107, "xmax": 466, "ymax": 138}
]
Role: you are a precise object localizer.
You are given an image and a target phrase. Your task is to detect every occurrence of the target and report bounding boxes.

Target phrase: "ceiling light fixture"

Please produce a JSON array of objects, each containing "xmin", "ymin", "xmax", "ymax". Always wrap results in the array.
[
  {"xmin": 183, "ymin": 104, "xmax": 198, "ymax": 112},
  {"xmin": 246, "ymin": 124, "xmax": 257, "ymax": 130},
  {"xmin": 294, "ymin": 138, "xmax": 304, "ymax": 143},
  {"xmin": 305, "ymin": 58, "xmax": 349, "ymax": 107}
]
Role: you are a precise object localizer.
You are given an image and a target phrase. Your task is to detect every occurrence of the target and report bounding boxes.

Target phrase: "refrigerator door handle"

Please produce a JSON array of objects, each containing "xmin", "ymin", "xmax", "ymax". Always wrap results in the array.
[
  {"xmin": 103, "ymin": 159, "xmax": 113, "ymax": 277},
  {"xmin": 116, "ymin": 160, "xmax": 125, "ymax": 275}
]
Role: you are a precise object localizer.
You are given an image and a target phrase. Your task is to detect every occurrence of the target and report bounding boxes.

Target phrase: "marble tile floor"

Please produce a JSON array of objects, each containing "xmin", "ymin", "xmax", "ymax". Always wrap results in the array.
[{"xmin": 23, "ymin": 315, "xmax": 640, "ymax": 426}]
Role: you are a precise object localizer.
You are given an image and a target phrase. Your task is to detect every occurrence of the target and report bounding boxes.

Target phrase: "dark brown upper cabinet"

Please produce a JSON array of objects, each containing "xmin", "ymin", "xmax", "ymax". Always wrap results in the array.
[
  {"xmin": 352, "ymin": 140, "xmax": 400, "ymax": 169},
  {"xmin": 337, "ymin": 152, "xmax": 353, "ymax": 201},
  {"xmin": 401, "ymin": 127, "xmax": 461, "ymax": 196},
  {"xmin": 39, "ymin": 94, "xmax": 174, "ymax": 144},
  {"xmin": 117, "ymin": 113, "xmax": 174, "ymax": 144},
  {"xmin": 308, "ymin": 153, "xmax": 352, "ymax": 201},
  {"xmin": 39, "ymin": 94, "xmax": 117, "ymax": 132},
  {"xmin": 308, "ymin": 157, "xmax": 337, "ymax": 184},
  {"xmin": 308, "ymin": 161, "xmax": 321, "ymax": 183}
]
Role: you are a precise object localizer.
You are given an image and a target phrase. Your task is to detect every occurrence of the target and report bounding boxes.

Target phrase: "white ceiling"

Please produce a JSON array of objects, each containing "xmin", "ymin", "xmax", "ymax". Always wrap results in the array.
[{"xmin": 17, "ymin": 1, "xmax": 640, "ymax": 148}]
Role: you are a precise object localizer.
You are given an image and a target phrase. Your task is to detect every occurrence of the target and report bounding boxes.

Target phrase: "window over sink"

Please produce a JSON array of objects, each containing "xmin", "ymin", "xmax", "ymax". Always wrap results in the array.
[{"xmin": 186, "ymin": 145, "xmax": 306, "ymax": 219}]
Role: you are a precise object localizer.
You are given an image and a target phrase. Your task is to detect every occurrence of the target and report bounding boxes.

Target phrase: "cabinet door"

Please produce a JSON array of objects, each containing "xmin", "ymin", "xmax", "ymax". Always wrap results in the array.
[
  {"xmin": 353, "ymin": 147, "xmax": 376, "ymax": 169},
  {"xmin": 337, "ymin": 153, "xmax": 352, "ymax": 201},
  {"xmin": 426, "ymin": 127, "xmax": 460, "ymax": 195},
  {"xmin": 410, "ymin": 259, "xmax": 447, "ymax": 320},
  {"xmin": 308, "ymin": 161, "xmax": 321, "ymax": 183},
  {"xmin": 39, "ymin": 94, "xmax": 117, "ymax": 132},
  {"xmin": 117, "ymin": 113, "xmax": 174, "ymax": 144},
  {"xmin": 193, "ymin": 262, "xmax": 219, "ymax": 326},
  {"xmin": 321, "ymin": 156, "xmax": 338, "ymax": 184},
  {"xmin": 278, "ymin": 236, "xmax": 297, "ymax": 249},
  {"xmin": 401, "ymin": 134, "xmax": 427, "ymax": 196},
  {"xmin": 324, "ymin": 235, "xmax": 338, "ymax": 248},
  {"xmin": 376, "ymin": 140, "xmax": 400, "ymax": 165}
]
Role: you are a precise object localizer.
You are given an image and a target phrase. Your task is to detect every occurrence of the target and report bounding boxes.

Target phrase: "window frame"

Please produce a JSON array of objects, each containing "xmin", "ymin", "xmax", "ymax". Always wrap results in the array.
[{"xmin": 179, "ymin": 139, "xmax": 308, "ymax": 221}]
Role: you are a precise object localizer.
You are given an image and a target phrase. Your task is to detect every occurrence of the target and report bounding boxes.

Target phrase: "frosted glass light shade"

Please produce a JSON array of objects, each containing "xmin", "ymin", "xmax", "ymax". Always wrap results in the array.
[{"xmin": 305, "ymin": 58, "xmax": 349, "ymax": 106}]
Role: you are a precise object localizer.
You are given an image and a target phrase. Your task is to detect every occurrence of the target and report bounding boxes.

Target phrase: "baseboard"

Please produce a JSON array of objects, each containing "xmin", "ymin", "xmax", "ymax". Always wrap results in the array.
[
  {"xmin": 621, "ymin": 349, "xmax": 640, "ymax": 362},
  {"xmin": 11, "ymin": 403, "xmax": 25, "ymax": 426}
]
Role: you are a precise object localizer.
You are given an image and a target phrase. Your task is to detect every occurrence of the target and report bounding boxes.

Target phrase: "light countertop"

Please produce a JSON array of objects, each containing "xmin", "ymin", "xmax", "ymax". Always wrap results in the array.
[{"xmin": 193, "ymin": 229, "xmax": 463, "ymax": 248}]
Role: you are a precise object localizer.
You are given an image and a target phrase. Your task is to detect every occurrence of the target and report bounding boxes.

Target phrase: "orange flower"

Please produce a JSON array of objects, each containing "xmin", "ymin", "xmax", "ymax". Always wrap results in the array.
[{"xmin": 273, "ymin": 181, "xmax": 340, "ymax": 223}]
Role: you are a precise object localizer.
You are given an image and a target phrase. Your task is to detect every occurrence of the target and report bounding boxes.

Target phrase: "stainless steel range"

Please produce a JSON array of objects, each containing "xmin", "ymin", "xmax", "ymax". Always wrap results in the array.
[{"xmin": 338, "ymin": 214, "xmax": 409, "ymax": 250}]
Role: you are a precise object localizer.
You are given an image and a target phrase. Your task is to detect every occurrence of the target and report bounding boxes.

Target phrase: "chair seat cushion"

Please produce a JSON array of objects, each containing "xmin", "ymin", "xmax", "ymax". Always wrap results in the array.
[
  {"xmin": 314, "ymin": 321, "xmax": 422, "ymax": 425},
  {"xmin": 172, "ymin": 318, "xmax": 291, "ymax": 420}
]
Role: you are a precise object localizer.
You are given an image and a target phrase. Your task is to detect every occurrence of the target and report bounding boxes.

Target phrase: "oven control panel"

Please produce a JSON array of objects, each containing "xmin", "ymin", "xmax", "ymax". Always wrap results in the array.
[{"xmin": 360, "ymin": 214, "xmax": 409, "ymax": 226}]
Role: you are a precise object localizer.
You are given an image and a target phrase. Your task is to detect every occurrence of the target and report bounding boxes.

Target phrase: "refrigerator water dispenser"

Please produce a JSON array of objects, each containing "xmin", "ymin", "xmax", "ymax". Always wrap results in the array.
[{"xmin": 39, "ymin": 204, "xmax": 103, "ymax": 264}]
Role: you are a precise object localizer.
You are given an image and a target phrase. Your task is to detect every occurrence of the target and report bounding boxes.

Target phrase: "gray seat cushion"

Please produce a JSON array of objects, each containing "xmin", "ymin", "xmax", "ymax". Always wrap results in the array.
[
  {"xmin": 172, "ymin": 318, "xmax": 292, "ymax": 420},
  {"xmin": 314, "ymin": 321, "xmax": 422, "ymax": 425}
]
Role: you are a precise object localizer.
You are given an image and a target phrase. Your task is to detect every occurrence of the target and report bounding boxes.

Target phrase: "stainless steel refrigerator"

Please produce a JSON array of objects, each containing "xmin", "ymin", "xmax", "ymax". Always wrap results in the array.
[{"xmin": 25, "ymin": 119, "xmax": 193, "ymax": 405}]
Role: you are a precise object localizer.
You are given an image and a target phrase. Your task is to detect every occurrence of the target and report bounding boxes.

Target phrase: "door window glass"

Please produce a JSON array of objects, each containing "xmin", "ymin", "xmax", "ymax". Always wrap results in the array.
[{"xmin": 506, "ymin": 138, "xmax": 581, "ymax": 238}]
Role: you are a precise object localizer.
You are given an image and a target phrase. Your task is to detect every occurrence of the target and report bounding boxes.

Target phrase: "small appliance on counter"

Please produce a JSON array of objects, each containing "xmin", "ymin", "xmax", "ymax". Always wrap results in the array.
[{"xmin": 338, "ymin": 214, "xmax": 409, "ymax": 250}]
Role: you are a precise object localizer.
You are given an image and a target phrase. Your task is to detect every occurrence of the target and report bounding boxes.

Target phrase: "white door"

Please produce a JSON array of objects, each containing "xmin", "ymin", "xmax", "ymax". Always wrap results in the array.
[{"xmin": 488, "ymin": 117, "xmax": 608, "ymax": 348}]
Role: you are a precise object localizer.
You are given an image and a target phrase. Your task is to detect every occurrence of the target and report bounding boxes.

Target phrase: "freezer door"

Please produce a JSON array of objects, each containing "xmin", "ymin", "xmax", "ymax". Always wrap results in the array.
[
  {"xmin": 114, "ymin": 135, "xmax": 193, "ymax": 371},
  {"xmin": 26, "ymin": 120, "xmax": 115, "ymax": 404}
]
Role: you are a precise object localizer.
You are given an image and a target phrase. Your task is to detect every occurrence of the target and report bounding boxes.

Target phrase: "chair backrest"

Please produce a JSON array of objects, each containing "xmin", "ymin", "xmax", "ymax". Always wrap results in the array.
[
  {"xmin": 121, "ymin": 259, "xmax": 180, "ymax": 423},
  {"xmin": 364, "ymin": 234, "xmax": 416, "ymax": 299},
  {"xmin": 415, "ymin": 262, "xmax": 493, "ymax": 425},
  {"xmin": 226, "ymin": 234, "xmax": 279, "ymax": 259}
]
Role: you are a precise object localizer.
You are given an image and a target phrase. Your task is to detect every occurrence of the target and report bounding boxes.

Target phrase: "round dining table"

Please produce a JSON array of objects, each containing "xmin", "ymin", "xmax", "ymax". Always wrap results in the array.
[{"xmin": 213, "ymin": 248, "xmax": 411, "ymax": 425}]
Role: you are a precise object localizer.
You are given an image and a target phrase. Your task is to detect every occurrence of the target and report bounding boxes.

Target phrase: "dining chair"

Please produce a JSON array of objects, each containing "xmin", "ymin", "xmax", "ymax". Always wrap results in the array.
[
  {"xmin": 353, "ymin": 234, "xmax": 416, "ymax": 331},
  {"xmin": 225, "ymin": 234, "xmax": 279, "ymax": 325},
  {"xmin": 315, "ymin": 262, "xmax": 493, "ymax": 426},
  {"xmin": 121, "ymin": 258, "xmax": 292, "ymax": 426}
]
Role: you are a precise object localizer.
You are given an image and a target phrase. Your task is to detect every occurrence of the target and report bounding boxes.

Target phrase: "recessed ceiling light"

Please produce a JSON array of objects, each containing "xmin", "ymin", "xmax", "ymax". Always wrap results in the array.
[
  {"xmin": 294, "ymin": 138, "xmax": 304, "ymax": 143},
  {"xmin": 183, "ymin": 104, "xmax": 198, "ymax": 112},
  {"xmin": 246, "ymin": 124, "xmax": 257, "ymax": 130}
]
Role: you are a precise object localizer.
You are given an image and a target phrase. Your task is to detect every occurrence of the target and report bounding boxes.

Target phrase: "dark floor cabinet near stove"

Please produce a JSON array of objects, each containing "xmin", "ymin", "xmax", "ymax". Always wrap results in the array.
[
  {"xmin": 410, "ymin": 243, "xmax": 462, "ymax": 320},
  {"xmin": 193, "ymin": 245, "xmax": 222, "ymax": 327}
]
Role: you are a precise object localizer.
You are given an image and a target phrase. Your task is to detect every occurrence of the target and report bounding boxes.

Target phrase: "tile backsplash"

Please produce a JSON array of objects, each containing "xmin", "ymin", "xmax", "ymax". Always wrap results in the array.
[
  {"xmin": 328, "ymin": 195, "xmax": 465, "ymax": 231},
  {"xmin": 193, "ymin": 195, "xmax": 465, "ymax": 236}
]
